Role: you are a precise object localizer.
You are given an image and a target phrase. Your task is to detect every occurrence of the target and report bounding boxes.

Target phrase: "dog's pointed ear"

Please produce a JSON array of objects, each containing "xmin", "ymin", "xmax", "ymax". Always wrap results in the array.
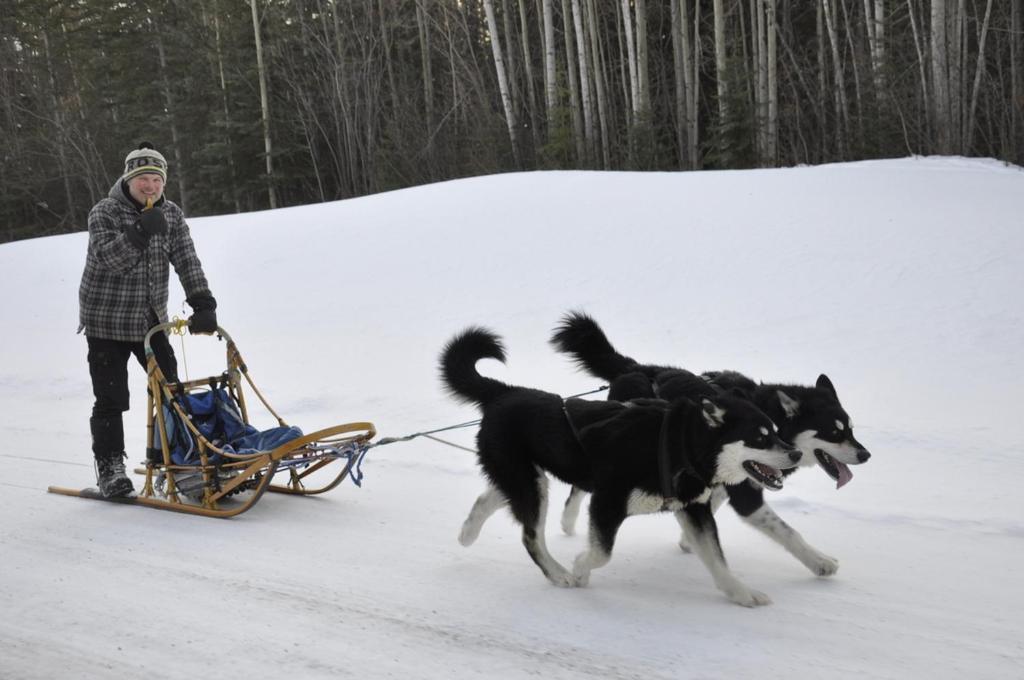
[
  {"xmin": 776, "ymin": 390, "xmax": 800, "ymax": 418},
  {"xmin": 816, "ymin": 374, "xmax": 837, "ymax": 398},
  {"xmin": 701, "ymin": 398, "xmax": 725, "ymax": 428}
]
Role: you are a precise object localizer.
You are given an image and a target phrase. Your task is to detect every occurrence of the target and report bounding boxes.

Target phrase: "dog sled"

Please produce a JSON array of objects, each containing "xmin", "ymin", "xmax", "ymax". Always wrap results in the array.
[{"xmin": 49, "ymin": 320, "xmax": 376, "ymax": 518}]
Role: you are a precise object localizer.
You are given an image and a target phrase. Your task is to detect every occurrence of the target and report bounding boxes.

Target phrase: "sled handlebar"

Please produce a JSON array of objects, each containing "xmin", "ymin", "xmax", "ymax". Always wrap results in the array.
[{"xmin": 144, "ymin": 319, "xmax": 233, "ymax": 357}]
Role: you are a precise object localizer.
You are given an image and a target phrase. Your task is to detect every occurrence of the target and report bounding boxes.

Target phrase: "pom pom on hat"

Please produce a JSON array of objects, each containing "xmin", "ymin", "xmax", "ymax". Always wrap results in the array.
[{"xmin": 123, "ymin": 142, "xmax": 168, "ymax": 182}]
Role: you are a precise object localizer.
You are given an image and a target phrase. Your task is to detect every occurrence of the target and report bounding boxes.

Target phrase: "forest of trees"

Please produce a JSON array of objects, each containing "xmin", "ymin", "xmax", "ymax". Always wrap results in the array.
[{"xmin": 2, "ymin": 0, "xmax": 1021, "ymax": 242}]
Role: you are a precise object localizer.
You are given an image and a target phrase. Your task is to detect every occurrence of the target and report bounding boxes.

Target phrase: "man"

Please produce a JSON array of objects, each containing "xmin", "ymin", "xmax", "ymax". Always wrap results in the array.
[{"xmin": 78, "ymin": 142, "xmax": 218, "ymax": 497}]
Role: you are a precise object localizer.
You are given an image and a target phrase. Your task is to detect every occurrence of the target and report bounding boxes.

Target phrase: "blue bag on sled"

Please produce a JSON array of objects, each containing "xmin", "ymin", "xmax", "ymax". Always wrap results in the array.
[{"xmin": 153, "ymin": 388, "xmax": 303, "ymax": 465}]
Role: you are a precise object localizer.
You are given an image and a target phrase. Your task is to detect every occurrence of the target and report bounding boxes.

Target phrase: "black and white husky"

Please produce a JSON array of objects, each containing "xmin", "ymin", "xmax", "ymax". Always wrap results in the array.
[
  {"xmin": 551, "ymin": 311, "xmax": 871, "ymax": 577},
  {"xmin": 441, "ymin": 327, "xmax": 802, "ymax": 606}
]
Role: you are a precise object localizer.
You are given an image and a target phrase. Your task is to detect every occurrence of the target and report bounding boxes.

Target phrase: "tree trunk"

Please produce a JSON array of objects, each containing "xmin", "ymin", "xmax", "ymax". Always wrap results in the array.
[
  {"xmin": 964, "ymin": 0, "xmax": 993, "ymax": 153},
  {"xmin": 840, "ymin": 0, "xmax": 865, "ymax": 148},
  {"xmin": 541, "ymin": 0, "xmax": 557, "ymax": 129},
  {"xmin": 677, "ymin": 0, "xmax": 697, "ymax": 169},
  {"xmin": 586, "ymin": 0, "xmax": 611, "ymax": 167},
  {"xmin": 931, "ymin": 0, "xmax": 950, "ymax": 153},
  {"xmin": 570, "ymin": 0, "xmax": 595, "ymax": 162},
  {"xmin": 712, "ymin": 0, "xmax": 729, "ymax": 125},
  {"xmin": 948, "ymin": 0, "xmax": 964, "ymax": 150},
  {"xmin": 635, "ymin": 0, "xmax": 651, "ymax": 117},
  {"xmin": 41, "ymin": 29, "xmax": 75, "ymax": 229},
  {"xmin": 440, "ymin": 5, "xmax": 463, "ymax": 131},
  {"xmin": 518, "ymin": 0, "xmax": 541, "ymax": 149},
  {"xmin": 862, "ymin": 0, "xmax": 883, "ymax": 96},
  {"xmin": 767, "ymin": 0, "xmax": 778, "ymax": 165},
  {"xmin": 415, "ymin": 0, "xmax": 436, "ymax": 178},
  {"xmin": 332, "ymin": 0, "xmax": 360, "ymax": 196},
  {"xmin": 614, "ymin": 2, "xmax": 631, "ymax": 133},
  {"xmin": 620, "ymin": 0, "xmax": 639, "ymax": 119},
  {"xmin": 690, "ymin": 0, "xmax": 702, "ymax": 168},
  {"xmin": 874, "ymin": 0, "xmax": 886, "ymax": 91},
  {"xmin": 906, "ymin": 0, "xmax": 929, "ymax": 141},
  {"xmin": 212, "ymin": 5, "xmax": 241, "ymax": 212},
  {"xmin": 670, "ymin": 0, "xmax": 687, "ymax": 167},
  {"xmin": 1014, "ymin": 0, "xmax": 1022, "ymax": 163},
  {"xmin": 250, "ymin": 0, "xmax": 277, "ymax": 208},
  {"xmin": 378, "ymin": 0, "xmax": 400, "ymax": 155},
  {"xmin": 818, "ymin": 1, "xmax": 828, "ymax": 158},
  {"xmin": 154, "ymin": 29, "xmax": 188, "ymax": 213},
  {"xmin": 821, "ymin": 0, "xmax": 849, "ymax": 155},
  {"xmin": 756, "ymin": 0, "xmax": 768, "ymax": 163},
  {"xmin": 59, "ymin": 19, "xmax": 102, "ymax": 204},
  {"xmin": 561, "ymin": 0, "xmax": 586, "ymax": 161},
  {"xmin": 502, "ymin": 0, "xmax": 519, "ymax": 114},
  {"xmin": 482, "ymin": 0, "xmax": 522, "ymax": 166}
]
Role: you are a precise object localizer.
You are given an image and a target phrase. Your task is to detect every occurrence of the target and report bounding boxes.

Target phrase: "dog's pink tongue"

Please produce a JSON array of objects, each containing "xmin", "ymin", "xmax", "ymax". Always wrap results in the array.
[{"xmin": 835, "ymin": 461, "xmax": 853, "ymax": 489}]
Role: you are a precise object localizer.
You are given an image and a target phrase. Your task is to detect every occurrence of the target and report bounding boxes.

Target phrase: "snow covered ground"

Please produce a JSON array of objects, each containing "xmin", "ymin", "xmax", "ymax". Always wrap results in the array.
[{"xmin": 1, "ymin": 157, "xmax": 1023, "ymax": 679}]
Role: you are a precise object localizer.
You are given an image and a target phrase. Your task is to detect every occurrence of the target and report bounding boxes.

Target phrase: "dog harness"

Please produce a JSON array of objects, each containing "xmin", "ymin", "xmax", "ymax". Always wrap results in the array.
[{"xmin": 562, "ymin": 398, "xmax": 697, "ymax": 500}]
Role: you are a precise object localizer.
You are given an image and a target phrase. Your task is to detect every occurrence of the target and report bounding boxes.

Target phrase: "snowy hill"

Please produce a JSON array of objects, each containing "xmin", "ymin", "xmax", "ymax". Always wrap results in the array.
[{"xmin": 2, "ymin": 157, "xmax": 1023, "ymax": 679}]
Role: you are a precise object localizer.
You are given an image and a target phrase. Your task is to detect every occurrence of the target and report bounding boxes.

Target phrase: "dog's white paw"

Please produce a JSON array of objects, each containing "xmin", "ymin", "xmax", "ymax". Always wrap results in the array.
[
  {"xmin": 726, "ymin": 587, "xmax": 772, "ymax": 607},
  {"xmin": 458, "ymin": 521, "xmax": 481, "ymax": 547},
  {"xmin": 569, "ymin": 570, "xmax": 590, "ymax": 588},
  {"xmin": 677, "ymin": 533, "xmax": 692, "ymax": 553},
  {"xmin": 561, "ymin": 519, "xmax": 577, "ymax": 536},
  {"xmin": 808, "ymin": 553, "xmax": 839, "ymax": 577},
  {"xmin": 570, "ymin": 561, "xmax": 592, "ymax": 587},
  {"xmin": 548, "ymin": 569, "xmax": 582, "ymax": 588}
]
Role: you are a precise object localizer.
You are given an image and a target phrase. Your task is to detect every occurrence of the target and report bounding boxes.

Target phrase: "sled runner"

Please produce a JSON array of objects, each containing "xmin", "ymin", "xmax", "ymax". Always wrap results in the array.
[{"xmin": 49, "ymin": 320, "xmax": 376, "ymax": 518}]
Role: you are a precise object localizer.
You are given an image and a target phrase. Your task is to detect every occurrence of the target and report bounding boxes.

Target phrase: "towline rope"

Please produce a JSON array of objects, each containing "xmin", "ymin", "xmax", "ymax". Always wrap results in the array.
[{"xmin": 367, "ymin": 384, "xmax": 609, "ymax": 452}]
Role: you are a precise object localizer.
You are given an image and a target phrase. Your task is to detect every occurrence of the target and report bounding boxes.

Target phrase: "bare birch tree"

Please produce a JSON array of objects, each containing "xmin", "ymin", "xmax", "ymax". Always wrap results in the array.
[
  {"xmin": 949, "ymin": 0, "xmax": 965, "ymax": 149},
  {"xmin": 931, "ymin": 0, "xmax": 951, "ymax": 153},
  {"xmin": 482, "ymin": 0, "xmax": 522, "ymax": 166},
  {"xmin": 755, "ymin": 0, "xmax": 768, "ymax": 162},
  {"xmin": 635, "ymin": 0, "xmax": 651, "ymax": 117},
  {"xmin": 585, "ymin": 0, "xmax": 611, "ymax": 167},
  {"xmin": 669, "ymin": 0, "xmax": 689, "ymax": 166},
  {"xmin": 541, "ymin": 0, "xmax": 557, "ymax": 128},
  {"xmin": 822, "ymin": 0, "xmax": 850, "ymax": 154},
  {"xmin": 518, "ymin": 0, "xmax": 541, "ymax": 148},
  {"xmin": 875, "ymin": 0, "xmax": 886, "ymax": 87},
  {"xmin": 570, "ymin": 0, "xmax": 595, "ymax": 162},
  {"xmin": 620, "ymin": 0, "xmax": 639, "ymax": 120},
  {"xmin": 1014, "ymin": 0, "xmax": 1022, "ymax": 162},
  {"xmin": 153, "ymin": 28, "xmax": 188, "ymax": 213},
  {"xmin": 250, "ymin": 0, "xmax": 277, "ymax": 208},
  {"xmin": 209, "ymin": 3, "xmax": 241, "ymax": 212},
  {"xmin": 689, "ymin": 0, "xmax": 702, "ymax": 168},
  {"xmin": 560, "ymin": 0, "xmax": 586, "ymax": 161},
  {"xmin": 712, "ymin": 0, "xmax": 729, "ymax": 125},
  {"xmin": 767, "ymin": 0, "xmax": 778, "ymax": 164},
  {"xmin": 415, "ymin": 1, "xmax": 436, "ymax": 178},
  {"xmin": 40, "ymin": 28, "xmax": 75, "ymax": 228},
  {"xmin": 964, "ymin": 0, "xmax": 993, "ymax": 153}
]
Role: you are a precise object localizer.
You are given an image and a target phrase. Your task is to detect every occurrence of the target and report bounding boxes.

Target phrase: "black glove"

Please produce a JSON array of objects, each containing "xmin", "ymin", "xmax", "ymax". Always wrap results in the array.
[
  {"xmin": 126, "ymin": 207, "xmax": 168, "ymax": 249},
  {"xmin": 187, "ymin": 294, "xmax": 218, "ymax": 334}
]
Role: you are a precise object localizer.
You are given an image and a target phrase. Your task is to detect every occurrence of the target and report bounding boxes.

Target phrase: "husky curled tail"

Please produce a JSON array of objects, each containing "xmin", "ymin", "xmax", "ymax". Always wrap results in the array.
[
  {"xmin": 440, "ymin": 327, "xmax": 514, "ymax": 407},
  {"xmin": 551, "ymin": 311, "xmax": 653, "ymax": 382}
]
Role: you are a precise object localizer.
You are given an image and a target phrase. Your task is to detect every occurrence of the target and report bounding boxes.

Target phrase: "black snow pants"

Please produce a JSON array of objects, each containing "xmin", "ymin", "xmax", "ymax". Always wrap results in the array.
[{"xmin": 87, "ymin": 332, "xmax": 178, "ymax": 461}]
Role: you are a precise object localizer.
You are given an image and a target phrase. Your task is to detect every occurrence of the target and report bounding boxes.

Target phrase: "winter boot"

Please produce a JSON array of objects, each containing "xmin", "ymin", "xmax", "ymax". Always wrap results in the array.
[{"xmin": 95, "ymin": 452, "xmax": 134, "ymax": 498}]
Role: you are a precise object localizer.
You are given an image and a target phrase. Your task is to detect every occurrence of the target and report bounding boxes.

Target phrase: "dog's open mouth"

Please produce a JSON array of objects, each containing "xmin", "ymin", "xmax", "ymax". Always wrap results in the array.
[
  {"xmin": 743, "ymin": 461, "xmax": 784, "ymax": 490},
  {"xmin": 815, "ymin": 449, "xmax": 853, "ymax": 489}
]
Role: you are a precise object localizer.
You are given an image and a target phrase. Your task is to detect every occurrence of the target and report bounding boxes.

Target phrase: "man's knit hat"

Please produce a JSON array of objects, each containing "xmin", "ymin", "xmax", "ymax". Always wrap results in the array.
[{"xmin": 123, "ymin": 142, "xmax": 168, "ymax": 182}]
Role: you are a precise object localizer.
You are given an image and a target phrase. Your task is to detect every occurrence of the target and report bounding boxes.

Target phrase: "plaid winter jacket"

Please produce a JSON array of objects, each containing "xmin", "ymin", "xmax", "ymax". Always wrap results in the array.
[{"xmin": 78, "ymin": 181, "xmax": 212, "ymax": 342}]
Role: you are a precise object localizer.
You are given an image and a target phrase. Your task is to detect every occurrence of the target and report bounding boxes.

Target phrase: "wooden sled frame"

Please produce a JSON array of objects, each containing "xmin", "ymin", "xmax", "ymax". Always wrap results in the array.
[{"xmin": 49, "ymin": 320, "xmax": 375, "ymax": 518}]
